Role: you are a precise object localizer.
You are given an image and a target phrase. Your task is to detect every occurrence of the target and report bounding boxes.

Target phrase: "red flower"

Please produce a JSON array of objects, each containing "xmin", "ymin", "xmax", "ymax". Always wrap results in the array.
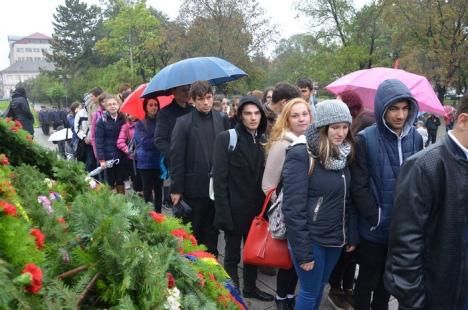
[
  {"xmin": 167, "ymin": 272, "xmax": 175, "ymax": 289},
  {"xmin": 218, "ymin": 295, "xmax": 230, "ymax": 306},
  {"xmin": 208, "ymin": 273, "xmax": 216, "ymax": 281},
  {"xmin": 57, "ymin": 217, "xmax": 66, "ymax": 224},
  {"xmin": 21, "ymin": 264, "xmax": 43, "ymax": 294},
  {"xmin": 30, "ymin": 229, "xmax": 45, "ymax": 250},
  {"xmin": 171, "ymin": 228, "xmax": 189, "ymax": 239},
  {"xmin": 197, "ymin": 273, "xmax": 205, "ymax": 287},
  {"xmin": 170, "ymin": 228, "xmax": 198, "ymax": 246},
  {"xmin": 0, "ymin": 154, "xmax": 9, "ymax": 165},
  {"xmin": 14, "ymin": 120, "xmax": 22, "ymax": 128},
  {"xmin": 11, "ymin": 127, "xmax": 18, "ymax": 133},
  {"xmin": 188, "ymin": 250, "xmax": 215, "ymax": 259},
  {"xmin": 188, "ymin": 234, "xmax": 198, "ymax": 246},
  {"xmin": 0, "ymin": 200, "xmax": 17, "ymax": 216},
  {"xmin": 25, "ymin": 135, "xmax": 33, "ymax": 143},
  {"xmin": 149, "ymin": 211, "xmax": 165, "ymax": 223}
]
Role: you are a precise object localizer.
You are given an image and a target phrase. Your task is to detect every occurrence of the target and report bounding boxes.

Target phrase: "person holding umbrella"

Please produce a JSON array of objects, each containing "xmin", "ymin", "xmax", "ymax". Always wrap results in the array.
[
  {"xmin": 170, "ymin": 81, "xmax": 229, "ymax": 255},
  {"xmin": 154, "ymin": 85, "xmax": 193, "ymax": 161}
]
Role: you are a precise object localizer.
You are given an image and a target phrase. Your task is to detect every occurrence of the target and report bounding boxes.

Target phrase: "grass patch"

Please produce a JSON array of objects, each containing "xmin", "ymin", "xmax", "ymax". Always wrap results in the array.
[{"xmin": 0, "ymin": 100, "xmax": 9, "ymax": 110}]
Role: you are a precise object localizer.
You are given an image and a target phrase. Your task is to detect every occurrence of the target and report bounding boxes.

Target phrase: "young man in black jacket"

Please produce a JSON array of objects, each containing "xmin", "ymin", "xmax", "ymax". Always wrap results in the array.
[
  {"xmin": 384, "ymin": 94, "xmax": 468, "ymax": 310},
  {"xmin": 213, "ymin": 96, "xmax": 274, "ymax": 302},
  {"xmin": 170, "ymin": 81, "xmax": 229, "ymax": 256}
]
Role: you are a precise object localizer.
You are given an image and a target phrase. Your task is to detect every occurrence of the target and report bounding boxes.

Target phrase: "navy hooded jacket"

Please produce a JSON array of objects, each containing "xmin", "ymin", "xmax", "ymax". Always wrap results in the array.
[
  {"xmin": 351, "ymin": 79, "xmax": 423, "ymax": 244},
  {"xmin": 95, "ymin": 112, "xmax": 125, "ymax": 161}
]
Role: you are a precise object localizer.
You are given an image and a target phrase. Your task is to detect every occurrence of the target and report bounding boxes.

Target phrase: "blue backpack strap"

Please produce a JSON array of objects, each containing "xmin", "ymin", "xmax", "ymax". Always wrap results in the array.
[
  {"xmin": 361, "ymin": 125, "xmax": 378, "ymax": 169},
  {"xmin": 361, "ymin": 125, "xmax": 381, "ymax": 203},
  {"xmin": 228, "ymin": 129, "xmax": 237, "ymax": 152}
]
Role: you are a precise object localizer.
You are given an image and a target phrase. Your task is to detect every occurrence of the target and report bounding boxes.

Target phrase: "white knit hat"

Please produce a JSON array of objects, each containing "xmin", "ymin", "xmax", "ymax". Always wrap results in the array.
[{"xmin": 315, "ymin": 99, "xmax": 352, "ymax": 128}]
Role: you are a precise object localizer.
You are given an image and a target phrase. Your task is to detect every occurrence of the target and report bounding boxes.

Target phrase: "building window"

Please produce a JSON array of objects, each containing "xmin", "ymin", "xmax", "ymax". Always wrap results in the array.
[
  {"xmin": 16, "ymin": 48, "xmax": 24, "ymax": 52},
  {"xmin": 33, "ymin": 48, "xmax": 40, "ymax": 52},
  {"xmin": 25, "ymin": 48, "xmax": 32, "ymax": 52}
]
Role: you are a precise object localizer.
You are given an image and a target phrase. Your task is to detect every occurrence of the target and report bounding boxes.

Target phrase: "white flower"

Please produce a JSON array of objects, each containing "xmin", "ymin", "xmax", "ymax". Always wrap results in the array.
[
  {"xmin": 43, "ymin": 178, "xmax": 55, "ymax": 189},
  {"xmin": 164, "ymin": 287, "xmax": 181, "ymax": 310}
]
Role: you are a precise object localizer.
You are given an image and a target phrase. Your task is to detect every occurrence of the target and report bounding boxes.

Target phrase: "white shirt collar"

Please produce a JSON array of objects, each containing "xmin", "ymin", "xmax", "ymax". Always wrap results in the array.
[{"xmin": 448, "ymin": 130, "xmax": 468, "ymax": 160}]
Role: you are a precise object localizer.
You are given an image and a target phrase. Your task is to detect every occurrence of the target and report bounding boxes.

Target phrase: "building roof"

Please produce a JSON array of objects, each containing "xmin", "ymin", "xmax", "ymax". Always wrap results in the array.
[
  {"xmin": 10, "ymin": 32, "xmax": 52, "ymax": 45},
  {"xmin": 0, "ymin": 60, "xmax": 54, "ymax": 74},
  {"xmin": 24, "ymin": 32, "xmax": 52, "ymax": 40}
]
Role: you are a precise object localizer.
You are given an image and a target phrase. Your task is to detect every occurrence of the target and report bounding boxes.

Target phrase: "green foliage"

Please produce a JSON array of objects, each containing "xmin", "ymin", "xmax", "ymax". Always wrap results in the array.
[
  {"xmin": 95, "ymin": 2, "xmax": 162, "ymax": 84},
  {"xmin": 0, "ymin": 216, "xmax": 44, "ymax": 269},
  {"xmin": 48, "ymin": 0, "xmax": 103, "ymax": 74},
  {"xmin": 0, "ymin": 118, "xmax": 57, "ymax": 177}
]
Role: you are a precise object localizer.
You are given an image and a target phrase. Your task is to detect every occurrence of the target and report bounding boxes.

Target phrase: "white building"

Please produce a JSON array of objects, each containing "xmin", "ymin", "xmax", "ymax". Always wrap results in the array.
[{"xmin": 0, "ymin": 33, "xmax": 54, "ymax": 98}]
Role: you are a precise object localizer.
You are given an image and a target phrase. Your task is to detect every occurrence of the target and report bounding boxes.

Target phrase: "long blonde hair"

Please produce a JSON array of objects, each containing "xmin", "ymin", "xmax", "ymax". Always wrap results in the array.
[{"xmin": 265, "ymin": 97, "xmax": 312, "ymax": 153}]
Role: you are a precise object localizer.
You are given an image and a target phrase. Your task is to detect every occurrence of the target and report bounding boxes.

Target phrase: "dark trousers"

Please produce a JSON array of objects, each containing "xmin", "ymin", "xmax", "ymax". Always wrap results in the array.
[
  {"xmin": 41, "ymin": 123, "xmax": 49, "ymax": 135},
  {"xmin": 224, "ymin": 231, "xmax": 257, "ymax": 292},
  {"xmin": 127, "ymin": 159, "xmax": 142, "ymax": 192},
  {"xmin": 184, "ymin": 197, "xmax": 219, "ymax": 256},
  {"xmin": 354, "ymin": 239, "xmax": 390, "ymax": 310},
  {"xmin": 329, "ymin": 249, "xmax": 356, "ymax": 291},
  {"xmin": 139, "ymin": 169, "xmax": 163, "ymax": 212},
  {"xmin": 277, "ymin": 267, "xmax": 298, "ymax": 298},
  {"xmin": 83, "ymin": 144, "xmax": 96, "ymax": 173},
  {"xmin": 104, "ymin": 163, "xmax": 125, "ymax": 187}
]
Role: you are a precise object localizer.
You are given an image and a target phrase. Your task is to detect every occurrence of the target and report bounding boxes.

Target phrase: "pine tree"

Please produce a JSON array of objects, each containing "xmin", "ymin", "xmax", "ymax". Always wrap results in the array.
[{"xmin": 47, "ymin": 0, "xmax": 103, "ymax": 75}]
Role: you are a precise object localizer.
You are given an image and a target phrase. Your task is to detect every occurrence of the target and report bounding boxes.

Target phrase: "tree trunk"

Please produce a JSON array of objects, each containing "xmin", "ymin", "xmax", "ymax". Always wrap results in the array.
[{"xmin": 435, "ymin": 83, "xmax": 446, "ymax": 104}]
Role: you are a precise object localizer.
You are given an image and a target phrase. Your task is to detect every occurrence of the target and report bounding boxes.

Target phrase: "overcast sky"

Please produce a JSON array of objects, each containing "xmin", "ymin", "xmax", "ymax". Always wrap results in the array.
[{"xmin": 0, "ymin": 0, "xmax": 368, "ymax": 70}]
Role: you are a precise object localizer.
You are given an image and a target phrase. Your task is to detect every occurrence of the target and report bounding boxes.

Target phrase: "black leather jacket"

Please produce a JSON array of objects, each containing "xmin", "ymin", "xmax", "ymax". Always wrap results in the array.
[{"xmin": 384, "ymin": 136, "xmax": 468, "ymax": 309}]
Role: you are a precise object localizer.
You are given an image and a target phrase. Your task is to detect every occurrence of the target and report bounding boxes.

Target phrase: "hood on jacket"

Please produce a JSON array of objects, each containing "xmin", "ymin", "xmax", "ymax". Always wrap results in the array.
[
  {"xmin": 374, "ymin": 79, "xmax": 418, "ymax": 137},
  {"xmin": 237, "ymin": 95, "xmax": 267, "ymax": 135},
  {"xmin": 12, "ymin": 87, "xmax": 27, "ymax": 98}
]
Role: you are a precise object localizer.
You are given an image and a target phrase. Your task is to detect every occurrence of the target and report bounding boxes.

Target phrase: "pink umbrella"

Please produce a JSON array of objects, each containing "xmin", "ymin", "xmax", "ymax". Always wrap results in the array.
[{"xmin": 326, "ymin": 67, "xmax": 445, "ymax": 115}]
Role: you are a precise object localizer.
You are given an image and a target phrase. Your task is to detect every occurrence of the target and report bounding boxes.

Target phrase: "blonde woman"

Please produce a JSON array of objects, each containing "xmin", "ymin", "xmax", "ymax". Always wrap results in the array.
[{"xmin": 262, "ymin": 97, "xmax": 312, "ymax": 309}]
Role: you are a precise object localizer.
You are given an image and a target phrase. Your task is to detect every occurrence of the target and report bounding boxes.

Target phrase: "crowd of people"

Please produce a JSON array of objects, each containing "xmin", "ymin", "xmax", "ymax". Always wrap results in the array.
[{"xmin": 4, "ymin": 77, "xmax": 467, "ymax": 310}]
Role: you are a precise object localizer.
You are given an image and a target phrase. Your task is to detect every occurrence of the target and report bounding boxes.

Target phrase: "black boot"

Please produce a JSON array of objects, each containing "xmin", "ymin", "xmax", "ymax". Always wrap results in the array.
[
  {"xmin": 275, "ymin": 297, "xmax": 292, "ymax": 310},
  {"xmin": 243, "ymin": 287, "xmax": 274, "ymax": 301}
]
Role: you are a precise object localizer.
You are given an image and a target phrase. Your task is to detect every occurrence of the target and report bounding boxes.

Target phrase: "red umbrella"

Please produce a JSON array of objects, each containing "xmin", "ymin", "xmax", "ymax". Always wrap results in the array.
[{"xmin": 120, "ymin": 83, "xmax": 173, "ymax": 120}]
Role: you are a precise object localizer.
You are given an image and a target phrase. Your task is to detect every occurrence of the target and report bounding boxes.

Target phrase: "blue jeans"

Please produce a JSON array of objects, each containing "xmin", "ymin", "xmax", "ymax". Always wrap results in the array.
[{"xmin": 291, "ymin": 243, "xmax": 341, "ymax": 310}]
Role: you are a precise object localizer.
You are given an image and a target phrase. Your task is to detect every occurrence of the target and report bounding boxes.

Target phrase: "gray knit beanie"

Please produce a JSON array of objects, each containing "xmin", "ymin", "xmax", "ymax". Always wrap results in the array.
[{"xmin": 315, "ymin": 99, "xmax": 352, "ymax": 128}]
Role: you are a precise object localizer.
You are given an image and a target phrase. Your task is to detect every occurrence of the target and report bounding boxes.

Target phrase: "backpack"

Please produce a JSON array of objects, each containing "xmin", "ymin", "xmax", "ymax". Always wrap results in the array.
[{"xmin": 209, "ymin": 129, "xmax": 239, "ymax": 200}]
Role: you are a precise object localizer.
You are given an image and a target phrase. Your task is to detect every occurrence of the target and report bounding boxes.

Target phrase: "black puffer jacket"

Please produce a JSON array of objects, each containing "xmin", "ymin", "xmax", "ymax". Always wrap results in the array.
[
  {"xmin": 384, "ymin": 136, "xmax": 468, "ymax": 310},
  {"xmin": 8, "ymin": 89, "xmax": 34, "ymax": 135},
  {"xmin": 95, "ymin": 112, "xmax": 125, "ymax": 161},
  {"xmin": 282, "ymin": 143, "xmax": 358, "ymax": 265}
]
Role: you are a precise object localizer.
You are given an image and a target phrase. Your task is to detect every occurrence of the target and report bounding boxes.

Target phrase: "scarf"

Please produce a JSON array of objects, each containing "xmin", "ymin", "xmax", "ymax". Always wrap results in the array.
[{"xmin": 306, "ymin": 125, "xmax": 351, "ymax": 170}]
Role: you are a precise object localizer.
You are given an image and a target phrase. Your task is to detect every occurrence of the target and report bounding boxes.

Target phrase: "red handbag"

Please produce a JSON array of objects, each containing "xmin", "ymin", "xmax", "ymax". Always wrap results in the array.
[{"xmin": 242, "ymin": 189, "xmax": 293, "ymax": 269}]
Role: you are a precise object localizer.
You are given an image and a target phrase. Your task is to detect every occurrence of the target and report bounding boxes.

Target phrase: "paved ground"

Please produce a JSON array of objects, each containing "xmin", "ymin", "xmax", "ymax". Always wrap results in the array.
[{"xmin": 33, "ymin": 124, "xmax": 449, "ymax": 310}]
